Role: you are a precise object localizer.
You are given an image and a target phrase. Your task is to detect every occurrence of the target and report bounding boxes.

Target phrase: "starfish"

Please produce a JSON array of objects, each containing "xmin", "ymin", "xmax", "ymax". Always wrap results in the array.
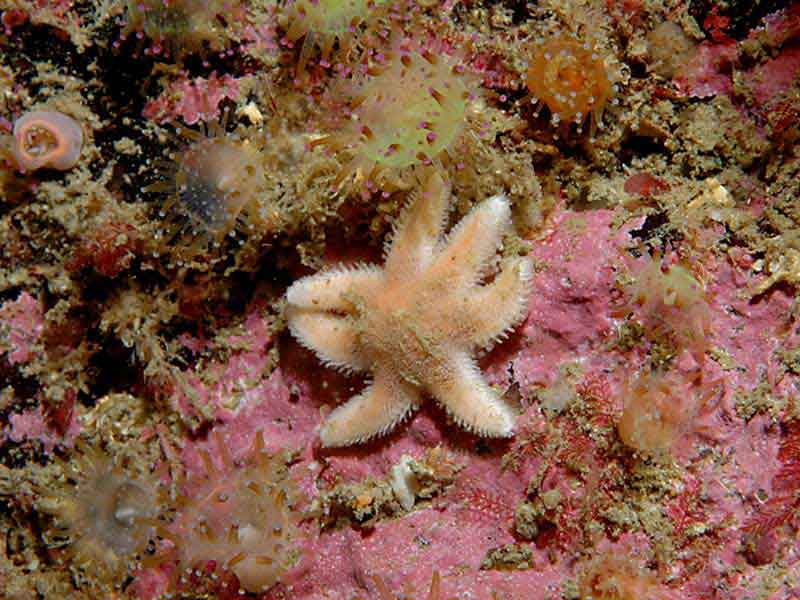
[{"xmin": 286, "ymin": 173, "xmax": 533, "ymax": 447}]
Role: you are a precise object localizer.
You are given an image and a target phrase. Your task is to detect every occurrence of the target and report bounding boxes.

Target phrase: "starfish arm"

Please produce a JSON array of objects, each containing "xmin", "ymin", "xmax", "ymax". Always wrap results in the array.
[
  {"xmin": 459, "ymin": 257, "xmax": 533, "ymax": 349},
  {"xmin": 429, "ymin": 194, "xmax": 512, "ymax": 286},
  {"xmin": 286, "ymin": 265, "xmax": 383, "ymax": 313},
  {"xmin": 286, "ymin": 309, "xmax": 368, "ymax": 372},
  {"xmin": 428, "ymin": 352, "xmax": 515, "ymax": 437},
  {"xmin": 319, "ymin": 368, "xmax": 421, "ymax": 447},
  {"xmin": 384, "ymin": 172, "xmax": 450, "ymax": 278}
]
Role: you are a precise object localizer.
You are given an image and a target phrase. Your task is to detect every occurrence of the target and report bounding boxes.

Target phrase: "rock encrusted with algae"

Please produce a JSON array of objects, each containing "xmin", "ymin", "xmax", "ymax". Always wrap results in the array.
[{"xmin": 3, "ymin": 1, "xmax": 800, "ymax": 599}]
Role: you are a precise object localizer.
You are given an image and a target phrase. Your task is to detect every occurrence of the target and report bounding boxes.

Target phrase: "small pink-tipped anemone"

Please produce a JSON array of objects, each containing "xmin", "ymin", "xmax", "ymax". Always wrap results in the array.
[
  {"xmin": 13, "ymin": 110, "xmax": 83, "ymax": 172},
  {"xmin": 317, "ymin": 42, "xmax": 476, "ymax": 190},
  {"xmin": 281, "ymin": 0, "xmax": 390, "ymax": 75},
  {"xmin": 120, "ymin": 0, "xmax": 245, "ymax": 58}
]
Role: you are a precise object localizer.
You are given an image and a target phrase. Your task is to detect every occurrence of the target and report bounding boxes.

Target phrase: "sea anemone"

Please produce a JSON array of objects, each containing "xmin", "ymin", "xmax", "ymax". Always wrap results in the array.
[
  {"xmin": 526, "ymin": 34, "xmax": 615, "ymax": 135},
  {"xmin": 618, "ymin": 256, "xmax": 712, "ymax": 366},
  {"xmin": 36, "ymin": 444, "xmax": 159, "ymax": 583},
  {"xmin": 317, "ymin": 42, "xmax": 476, "ymax": 191},
  {"xmin": 120, "ymin": 0, "xmax": 245, "ymax": 59},
  {"xmin": 146, "ymin": 118, "xmax": 276, "ymax": 265},
  {"xmin": 646, "ymin": 21, "xmax": 696, "ymax": 79},
  {"xmin": 153, "ymin": 431, "xmax": 297, "ymax": 594},
  {"xmin": 577, "ymin": 547, "xmax": 675, "ymax": 600},
  {"xmin": 617, "ymin": 368, "xmax": 720, "ymax": 454},
  {"xmin": 617, "ymin": 370, "xmax": 693, "ymax": 453},
  {"xmin": 12, "ymin": 110, "xmax": 83, "ymax": 172},
  {"xmin": 281, "ymin": 0, "xmax": 389, "ymax": 76}
]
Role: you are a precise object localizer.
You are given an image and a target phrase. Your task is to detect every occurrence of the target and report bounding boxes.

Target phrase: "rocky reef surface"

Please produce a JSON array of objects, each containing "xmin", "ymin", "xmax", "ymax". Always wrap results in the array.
[{"xmin": 1, "ymin": 0, "xmax": 800, "ymax": 598}]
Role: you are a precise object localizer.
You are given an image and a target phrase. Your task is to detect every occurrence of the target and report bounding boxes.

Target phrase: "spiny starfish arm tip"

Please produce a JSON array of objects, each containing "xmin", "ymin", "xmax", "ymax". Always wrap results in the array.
[
  {"xmin": 449, "ymin": 396, "xmax": 516, "ymax": 438},
  {"xmin": 319, "ymin": 370, "xmax": 421, "ymax": 447},
  {"xmin": 385, "ymin": 172, "xmax": 451, "ymax": 275},
  {"xmin": 286, "ymin": 265, "xmax": 383, "ymax": 311},
  {"xmin": 286, "ymin": 309, "xmax": 367, "ymax": 372},
  {"xmin": 431, "ymin": 194, "xmax": 513, "ymax": 283},
  {"xmin": 464, "ymin": 256, "xmax": 534, "ymax": 350},
  {"xmin": 484, "ymin": 193, "xmax": 511, "ymax": 218},
  {"xmin": 430, "ymin": 353, "xmax": 517, "ymax": 438}
]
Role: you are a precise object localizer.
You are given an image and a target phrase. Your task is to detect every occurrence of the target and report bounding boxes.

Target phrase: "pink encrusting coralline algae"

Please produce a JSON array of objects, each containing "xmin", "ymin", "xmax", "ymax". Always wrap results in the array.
[
  {"xmin": 143, "ymin": 73, "xmax": 241, "ymax": 126},
  {"xmin": 0, "ymin": 291, "xmax": 44, "ymax": 365},
  {"xmin": 3, "ymin": 1, "xmax": 800, "ymax": 599},
  {"xmin": 119, "ymin": 202, "xmax": 799, "ymax": 599}
]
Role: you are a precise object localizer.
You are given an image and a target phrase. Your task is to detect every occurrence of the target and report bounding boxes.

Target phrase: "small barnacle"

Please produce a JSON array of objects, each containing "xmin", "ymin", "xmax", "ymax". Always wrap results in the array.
[
  {"xmin": 154, "ymin": 431, "xmax": 298, "ymax": 594},
  {"xmin": 281, "ymin": 0, "xmax": 388, "ymax": 75},
  {"xmin": 36, "ymin": 444, "xmax": 159, "ymax": 582},
  {"xmin": 12, "ymin": 110, "xmax": 83, "ymax": 172},
  {"xmin": 526, "ymin": 35, "xmax": 615, "ymax": 135},
  {"xmin": 317, "ymin": 44, "xmax": 476, "ymax": 191},
  {"xmin": 120, "ymin": 0, "xmax": 244, "ymax": 58},
  {"xmin": 146, "ymin": 118, "xmax": 275, "ymax": 264}
]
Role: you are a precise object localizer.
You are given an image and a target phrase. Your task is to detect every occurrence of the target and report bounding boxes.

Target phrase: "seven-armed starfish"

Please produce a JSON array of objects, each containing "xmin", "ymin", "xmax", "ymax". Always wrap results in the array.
[{"xmin": 286, "ymin": 173, "xmax": 533, "ymax": 447}]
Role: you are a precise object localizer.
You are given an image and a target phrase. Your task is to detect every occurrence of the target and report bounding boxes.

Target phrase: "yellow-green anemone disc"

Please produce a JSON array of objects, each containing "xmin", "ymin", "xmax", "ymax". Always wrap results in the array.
[{"xmin": 356, "ymin": 52, "xmax": 468, "ymax": 169}]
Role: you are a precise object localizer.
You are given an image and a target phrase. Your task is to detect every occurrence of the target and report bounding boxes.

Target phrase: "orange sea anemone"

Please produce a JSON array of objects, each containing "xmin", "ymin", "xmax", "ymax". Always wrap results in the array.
[
  {"xmin": 153, "ymin": 431, "xmax": 298, "ymax": 594},
  {"xmin": 12, "ymin": 110, "xmax": 83, "ymax": 172},
  {"xmin": 526, "ymin": 35, "xmax": 615, "ymax": 135}
]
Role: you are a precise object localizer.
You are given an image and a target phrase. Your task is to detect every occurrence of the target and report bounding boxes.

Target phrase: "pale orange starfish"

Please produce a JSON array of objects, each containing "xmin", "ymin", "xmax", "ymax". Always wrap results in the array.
[{"xmin": 286, "ymin": 173, "xmax": 532, "ymax": 447}]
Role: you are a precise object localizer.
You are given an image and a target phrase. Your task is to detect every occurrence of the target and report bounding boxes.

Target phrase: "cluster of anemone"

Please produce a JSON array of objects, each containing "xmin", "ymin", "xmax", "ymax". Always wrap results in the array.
[
  {"xmin": 34, "ymin": 432, "xmax": 298, "ymax": 596},
  {"xmin": 129, "ymin": 9, "xmax": 483, "ymax": 257},
  {"xmin": 612, "ymin": 255, "xmax": 717, "ymax": 453},
  {"xmin": 119, "ymin": 0, "xmax": 395, "ymax": 66},
  {"xmin": 141, "ymin": 70, "xmax": 483, "ymax": 259},
  {"xmin": 118, "ymin": 0, "xmax": 247, "ymax": 59},
  {"xmin": 152, "ymin": 431, "xmax": 298, "ymax": 595}
]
